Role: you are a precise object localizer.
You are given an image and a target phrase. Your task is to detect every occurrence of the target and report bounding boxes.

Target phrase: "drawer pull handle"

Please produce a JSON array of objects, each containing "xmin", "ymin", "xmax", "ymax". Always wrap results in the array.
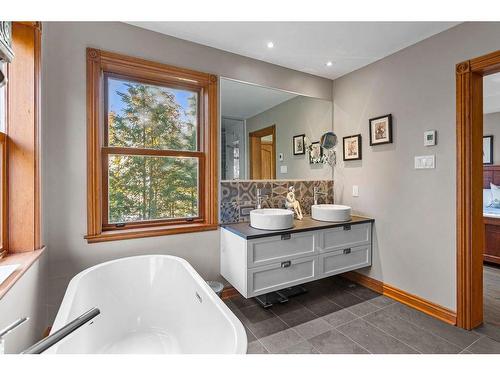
[
  {"xmin": 281, "ymin": 233, "xmax": 291, "ymax": 240},
  {"xmin": 343, "ymin": 224, "xmax": 351, "ymax": 231},
  {"xmin": 281, "ymin": 260, "xmax": 292, "ymax": 268},
  {"xmin": 343, "ymin": 248, "xmax": 351, "ymax": 254}
]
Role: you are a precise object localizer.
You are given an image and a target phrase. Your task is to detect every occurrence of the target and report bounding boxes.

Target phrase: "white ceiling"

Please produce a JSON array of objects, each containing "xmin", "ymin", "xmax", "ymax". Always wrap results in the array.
[
  {"xmin": 128, "ymin": 22, "xmax": 459, "ymax": 80},
  {"xmin": 220, "ymin": 78, "xmax": 297, "ymax": 119},
  {"xmin": 484, "ymin": 73, "xmax": 500, "ymax": 114}
]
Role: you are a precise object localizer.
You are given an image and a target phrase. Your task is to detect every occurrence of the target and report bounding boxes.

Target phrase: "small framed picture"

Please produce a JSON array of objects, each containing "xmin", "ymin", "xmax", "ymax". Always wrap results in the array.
[
  {"xmin": 424, "ymin": 130, "xmax": 437, "ymax": 146},
  {"xmin": 343, "ymin": 134, "xmax": 362, "ymax": 161},
  {"xmin": 369, "ymin": 114, "xmax": 393, "ymax": 145},
  {"xmin": 309, "ymin": 142, "xmax": 323, "ymax": 164},
  {"xmin": 484, "ymin": 135, "xmax": 493, "ymax": 165},
  {"xmin": 293, "ymin": 134, "xmax": 305, "ymax": 155}
]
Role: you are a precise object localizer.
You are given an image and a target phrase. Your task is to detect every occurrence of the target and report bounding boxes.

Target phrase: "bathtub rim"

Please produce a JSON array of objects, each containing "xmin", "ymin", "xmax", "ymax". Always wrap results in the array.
[{"xmin": 51, "ymin": 254, "xmax": 247, "ymax": 354}]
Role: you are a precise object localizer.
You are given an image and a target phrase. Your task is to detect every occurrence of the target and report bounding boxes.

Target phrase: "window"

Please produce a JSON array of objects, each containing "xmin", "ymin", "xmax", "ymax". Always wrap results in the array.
[
  {"xmin": 104, "ymin": 75, "xmax": 201, "ymax": 227},
  {"xmin": 86, "ymin": 49, "xmax": 218, "ymax": 243}
]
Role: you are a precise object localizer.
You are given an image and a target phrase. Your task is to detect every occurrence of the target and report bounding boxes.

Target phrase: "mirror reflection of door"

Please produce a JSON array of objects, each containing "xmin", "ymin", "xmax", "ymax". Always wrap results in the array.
[{"xmin": 249, "ymin": 125, "xmax": 276, "ymax": 179}]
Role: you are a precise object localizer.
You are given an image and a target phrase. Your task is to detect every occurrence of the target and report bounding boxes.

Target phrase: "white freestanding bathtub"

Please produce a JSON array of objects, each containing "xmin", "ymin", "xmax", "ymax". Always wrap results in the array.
[{"xmin": 46, "ymin": 255, "xmax": 247, "ymax": 354}]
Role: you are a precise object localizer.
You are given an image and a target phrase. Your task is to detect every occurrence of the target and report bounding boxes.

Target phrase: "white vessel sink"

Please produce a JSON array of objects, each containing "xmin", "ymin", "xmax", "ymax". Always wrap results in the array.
[
  {"xmin": 311, "ymin": 204, "xmax": 352, "ymax": 222},
  {"xmin": 250, "ymin": 209, "xmax": 294, "ymax": 230}
]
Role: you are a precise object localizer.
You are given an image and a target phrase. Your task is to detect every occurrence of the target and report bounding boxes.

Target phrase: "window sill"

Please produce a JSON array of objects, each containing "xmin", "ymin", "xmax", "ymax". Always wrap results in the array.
[
  {"xmin": 0, "ymin": 247, "xmax": 46, "ymax": 300},
  {"xmin": 85, "ymin": 223, "xmax": 218, "ymax": 243}
]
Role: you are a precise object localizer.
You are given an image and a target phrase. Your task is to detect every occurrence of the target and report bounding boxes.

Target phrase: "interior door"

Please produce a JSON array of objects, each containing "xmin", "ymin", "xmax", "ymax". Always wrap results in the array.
[
  {"xmin": 249, "ymin": 125, "xmax": 276, "ymax": 179},
  {"xmin": 260, "ymin": 142, "xmax": 274, "ymax": 179}
]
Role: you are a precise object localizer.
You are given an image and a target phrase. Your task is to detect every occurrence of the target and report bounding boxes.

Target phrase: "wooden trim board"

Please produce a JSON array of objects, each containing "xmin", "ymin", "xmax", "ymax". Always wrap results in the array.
[
  {"xmin": 343, "ymin": 271, "xmax": 457, "ymax": 326},
  {"xmin": 221, "ymin": 286, "xmax": 240, "ymax": 300},
  {"xmin": 6, "ymin": 22, "xmax": 42, "ymax": 253},
  {"xmin": 456, "ymin": 50, "xmax": 500, "ymax": 329}
]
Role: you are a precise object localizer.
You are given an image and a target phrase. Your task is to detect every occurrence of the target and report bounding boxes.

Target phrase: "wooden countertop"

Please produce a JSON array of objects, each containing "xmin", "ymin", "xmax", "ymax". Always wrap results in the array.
[{"xmin": 221, "ymin": 215, "xmax": 374, "ymax": 239}]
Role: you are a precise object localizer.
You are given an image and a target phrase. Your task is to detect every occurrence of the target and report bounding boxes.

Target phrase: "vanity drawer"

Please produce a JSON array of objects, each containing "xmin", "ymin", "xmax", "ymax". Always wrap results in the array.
[
  {"xmin": 247, "ymin": 232, "xmax": 317, "ymax": 268},
  {"xmin": 319, "ymin": 244, "xmax": 371, "ymax": 277},
  {"xmin": 319, "ymin": 223, "xmax": 371, "ymax": 253},
  {"xmin": 247, "ymin": 256, "xmax": 317, "ymax": 297}
]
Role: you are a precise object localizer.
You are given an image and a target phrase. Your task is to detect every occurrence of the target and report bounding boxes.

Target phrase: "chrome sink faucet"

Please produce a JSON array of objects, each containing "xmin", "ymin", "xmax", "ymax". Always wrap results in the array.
[
  {"xmin": 313, "ymin": 186, "xmax": 327, "ymax": 205},
  {"xmin": 256, "ymin": 188, "xmax": 269, "ymax": 209}
]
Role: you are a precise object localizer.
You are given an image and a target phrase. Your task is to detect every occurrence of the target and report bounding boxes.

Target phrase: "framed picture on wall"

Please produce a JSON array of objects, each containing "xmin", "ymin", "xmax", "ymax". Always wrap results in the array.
[
  {"xmin": 484, "ymin": 135, "xmax": 493, "ymax": 164},
  {"xmin": 369, "ymin": 114, "xmax": 393, "ymax": 145},
  {"xmin": 343, "ymin": 134, "xmax": 362, "ymax": 161},
  {"xmin": 309, "ymin": 142, "xmax": 323, "ymax": 164},
  {"xmin": 293, "ymin": 134, "xmax": 305, "ymax": 155}
]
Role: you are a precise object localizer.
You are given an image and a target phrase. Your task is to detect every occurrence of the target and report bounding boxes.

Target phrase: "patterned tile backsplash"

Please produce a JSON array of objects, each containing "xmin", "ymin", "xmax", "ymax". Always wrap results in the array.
[{"xmin": 220, "ymin": 180, "xmax": 334, "ymax": 224}]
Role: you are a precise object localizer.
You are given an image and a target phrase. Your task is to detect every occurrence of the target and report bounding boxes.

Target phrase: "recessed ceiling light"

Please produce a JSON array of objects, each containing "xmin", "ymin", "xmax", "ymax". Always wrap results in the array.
[
  {"xmin": 267, "ymin": 41, "xmax": 274, "ymax": 49},
  {"xmin": 326, "ymin": 61, "xmax": 333, "ymax": 67}
]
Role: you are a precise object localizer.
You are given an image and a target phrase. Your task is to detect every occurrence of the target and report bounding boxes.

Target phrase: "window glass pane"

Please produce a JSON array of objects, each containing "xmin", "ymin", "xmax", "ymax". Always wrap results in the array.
[
  {"xmin": 108, "ymin": 154, "xmax": 199, "ymax": 224},
  {"xmin": 106, "ymin": 76, "xmax": 198, "ymax": 151}
]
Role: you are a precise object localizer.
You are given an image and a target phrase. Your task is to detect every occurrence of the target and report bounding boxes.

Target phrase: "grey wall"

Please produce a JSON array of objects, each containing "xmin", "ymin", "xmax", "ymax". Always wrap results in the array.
[
  {"xmin": 484, "ymin": 112, "xmax": 500, "ymax": 164},
  {"xmin": 246, "ymin": 96, "xmax": 333, "ymax": 180},
  {"xmin": 41, "ymin": 22, "xmax": 333, "ymax": 323},
  {"xmin": 333, "ymin": 22, "xmax": 500, "ymax": 311},
  {"xmin": 0, "ymin": 255, "xmax": 47, "ymax": 353}
]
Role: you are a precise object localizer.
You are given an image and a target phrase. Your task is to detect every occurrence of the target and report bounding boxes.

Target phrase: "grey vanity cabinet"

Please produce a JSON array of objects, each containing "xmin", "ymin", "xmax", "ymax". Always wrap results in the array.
[{"xmin": 220, "ymin": 221, "xmax": 372, "ymax": 298}]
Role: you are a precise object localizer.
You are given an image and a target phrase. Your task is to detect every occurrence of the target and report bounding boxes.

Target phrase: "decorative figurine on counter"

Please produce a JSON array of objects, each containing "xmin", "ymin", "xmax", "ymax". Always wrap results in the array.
[{"xmin": 285, "ymin": 186, "xmax": 303, "ymax": 220}]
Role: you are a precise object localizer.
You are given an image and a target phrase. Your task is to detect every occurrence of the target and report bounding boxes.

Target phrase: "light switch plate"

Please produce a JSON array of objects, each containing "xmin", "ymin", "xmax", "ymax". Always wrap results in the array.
[
  {"xmin": 415, "ymin": 155, "xmax": 435, "ymax": 169},
  {"xmin": 352, "ymin": 185, "xmax": 359, "ymax": 197},
  {"xmin": 280, "ymin": 165, "xmax": 288, "ymax": 174},
  {"xmin": 278, "ymin": 153, "xmax": 284, "ymax": 161}
]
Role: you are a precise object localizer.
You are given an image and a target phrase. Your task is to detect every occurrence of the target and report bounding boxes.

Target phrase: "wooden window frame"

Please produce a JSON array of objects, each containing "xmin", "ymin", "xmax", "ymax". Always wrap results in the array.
[
  {"xmin": 0, "ymin": 22, "xmax": 42, "ymax": 257},
  {"xmin": 0, "ymin": 132, "xmax": 7, "ymax": 258},
  {"xmin": 85, "ymin": 48, "xmax": 218, "ymax": 243}
]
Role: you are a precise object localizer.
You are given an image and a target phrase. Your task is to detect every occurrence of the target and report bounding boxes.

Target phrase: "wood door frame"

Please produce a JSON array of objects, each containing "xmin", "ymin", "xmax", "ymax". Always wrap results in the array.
[
  {"xmin": 456, "ymin": 50, "xmax": 500, "ymax": 329},
  {"xmin": 249, "ymin": 125, "xmax": 276, "ymax": 179}
]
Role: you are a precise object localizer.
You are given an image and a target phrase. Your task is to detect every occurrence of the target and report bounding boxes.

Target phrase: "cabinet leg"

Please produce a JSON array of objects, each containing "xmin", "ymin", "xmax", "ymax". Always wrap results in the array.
[
  {"xmin": 279, "ymin": 285, "xmax": 307, "ymax": 299},
  {"xmin": 254, "ymin": 285, "xmax": 308, "ymax": 308},
  {"xmin": 255, "ymin": 294, "xmax": 273, "ymax": 308},
  {"xmin": 275, "ymin": 291, "xmax": 289, "ymax": 303}
]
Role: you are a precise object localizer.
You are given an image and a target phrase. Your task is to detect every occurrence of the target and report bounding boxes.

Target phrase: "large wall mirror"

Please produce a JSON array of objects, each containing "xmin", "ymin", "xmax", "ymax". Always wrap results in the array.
[{"xmin": 220, "ymin": 78, "xmax": 333, "ymax": 181}]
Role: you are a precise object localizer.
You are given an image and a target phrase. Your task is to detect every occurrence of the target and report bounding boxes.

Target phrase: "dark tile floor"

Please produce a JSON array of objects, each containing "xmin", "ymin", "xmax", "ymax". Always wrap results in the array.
[{"xmin": 224, "ymin": 275, "xmax": 500, "ymax": 354}]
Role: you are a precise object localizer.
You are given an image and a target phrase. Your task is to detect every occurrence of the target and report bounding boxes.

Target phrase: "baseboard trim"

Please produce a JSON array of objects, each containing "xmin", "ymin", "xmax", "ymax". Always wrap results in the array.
[
  {"xmin": 343, "ymin": 271, "xmax": 457, "ymax": 326},
  {"xmin": 221, "ymin": 286, "xmax": 239, "ymax": 300}
]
